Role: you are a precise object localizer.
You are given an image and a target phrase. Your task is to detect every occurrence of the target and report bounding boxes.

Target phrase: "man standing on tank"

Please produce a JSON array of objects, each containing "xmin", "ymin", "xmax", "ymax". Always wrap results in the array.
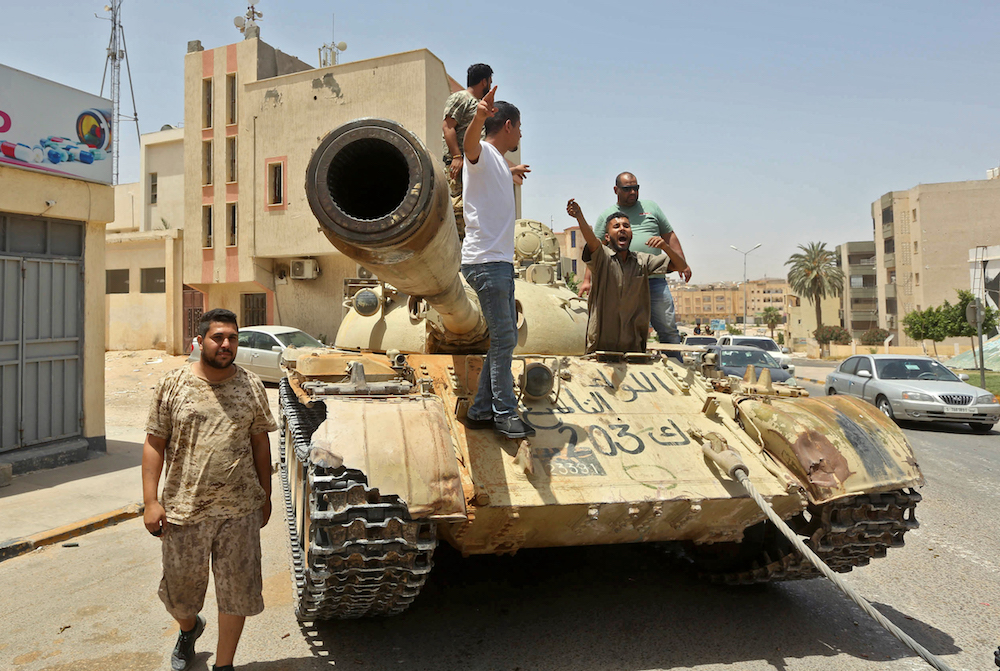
[
  {"xmin": 442, "ymin": 63, "xmax": 493, "ymax": 239},
  {"xmin": 142, "ymin": 308, "xmax": 277, "ymax": 671},
  {"xmin": 578, "ymin": 172, "xmax": 692, "ymax": 346},
  {"xmin": 460, "ymin": 85, "xmax": 535, "ymax": 439}
]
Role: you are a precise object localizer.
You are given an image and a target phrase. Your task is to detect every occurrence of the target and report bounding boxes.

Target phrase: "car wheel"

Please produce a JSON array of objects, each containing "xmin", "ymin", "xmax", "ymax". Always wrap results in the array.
[
  {"xmin": 827, "ymin": 388, "xmax": 836, "ymax": 396},
  {"xmin": 876, "ymin": 396, "xmax": 895, "ymax": 421},
  {"xmin": 968, "ymin": 422, "xmax": 994, "ymax": 434}
]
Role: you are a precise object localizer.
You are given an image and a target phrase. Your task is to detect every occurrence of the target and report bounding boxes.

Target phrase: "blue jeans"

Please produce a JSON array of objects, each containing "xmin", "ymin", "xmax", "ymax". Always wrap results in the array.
[
  {"xmin": 649, "ymin": 276, "xmax": 681, "ymax": 344},
  {"xmin": 461, "ymin": 262, "xmax": 518, "ymax": 420}
]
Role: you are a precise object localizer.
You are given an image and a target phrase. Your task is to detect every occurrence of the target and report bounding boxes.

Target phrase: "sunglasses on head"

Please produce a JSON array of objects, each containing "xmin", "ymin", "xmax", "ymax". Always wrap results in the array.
[{"xmin": 619, "ymin": 185, "xmax": 639, "ymax": 192}]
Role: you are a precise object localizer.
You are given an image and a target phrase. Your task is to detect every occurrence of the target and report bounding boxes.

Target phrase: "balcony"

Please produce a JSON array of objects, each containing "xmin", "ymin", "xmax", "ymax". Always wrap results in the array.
[
  {"xmin": 851, "ymin": 309, "xmax": 878, "ymax": 322},
  {"xmin": 849, "ymin": 287, "xmax": 877, "ymax": 298},
  {"xmin": 883, "ymin": 253, "xmax": 895, "ymax": 268},
  {"xmin": 882, "ymin": 223, "xmax": 893, "ymax": 238},
  {"xmin": 884, "ymin": 283, "xmax": 897, "ymax": 299}
]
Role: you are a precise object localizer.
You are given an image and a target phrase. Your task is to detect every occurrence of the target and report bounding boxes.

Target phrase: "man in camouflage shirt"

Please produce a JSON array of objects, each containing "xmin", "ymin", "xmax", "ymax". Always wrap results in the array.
[
  {"xmin": 442, "ymin": 63, "xmax": 493, "ymax": 238},
  {"xmin": 142, "ymin": 308, "xmax": 277, "ymax": 671}
]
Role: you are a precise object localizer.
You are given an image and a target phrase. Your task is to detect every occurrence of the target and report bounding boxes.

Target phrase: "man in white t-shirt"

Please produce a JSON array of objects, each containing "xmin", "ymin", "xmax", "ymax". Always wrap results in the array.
[{"xmin": 460, "ymin": 86, "xmax": 534, "ymax": 439}]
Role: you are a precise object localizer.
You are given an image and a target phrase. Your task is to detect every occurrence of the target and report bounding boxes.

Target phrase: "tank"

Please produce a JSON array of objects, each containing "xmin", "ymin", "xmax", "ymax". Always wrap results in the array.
[{"xmin": 277, "ymin": 118, "xmax": 923, "ymax": 620}]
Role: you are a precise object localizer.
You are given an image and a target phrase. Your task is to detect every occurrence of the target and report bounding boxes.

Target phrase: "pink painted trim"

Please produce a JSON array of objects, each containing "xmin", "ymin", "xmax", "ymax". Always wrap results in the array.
[
  {"xmin": 202, "ymin": 49, "xmax": 214, "ymax": 78},
  {"xmin": 226, "ymin": 44, "xmax": 237, "ymax": 73},
  {"xmin": 202, "ymin": 185, "xmax": 214, "ymax": 204},
  {"xmin": 226, "ymin": 246, "xmax": 239, "ymax": 283},
  {"xmin": 201, "ymin": 128, "xmax": 213, "ymax": 140},
  {"xmin": 226, "ymin": 124, "xmax": 238, "ymax": 137},
  {"xmin": 226, "ymin": 182, "xmax": 239, "ymax": 200}
]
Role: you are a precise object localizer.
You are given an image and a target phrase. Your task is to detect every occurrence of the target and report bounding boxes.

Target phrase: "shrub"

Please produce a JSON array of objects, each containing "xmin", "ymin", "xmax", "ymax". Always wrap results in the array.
[
  {"xmin": 859, "ymin": 327, "xmax": 890, "ymax": 346},
  {"xmin": 776, "ymin": 332, "xmax": 785, "ymax": 345},
  {"xmin": 814, "ymin": 325, "xmax": 852, "ymax": 346}
]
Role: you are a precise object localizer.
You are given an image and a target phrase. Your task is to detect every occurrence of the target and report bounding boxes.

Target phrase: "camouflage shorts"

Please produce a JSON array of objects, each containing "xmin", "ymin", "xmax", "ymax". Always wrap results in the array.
[
  {"xmin": 447, "ymin": 172, "xmax": 465, "ymax": 240},
  {"xmin": 158, "ymin": 509, "xmax": 264, "ymax": 619}
]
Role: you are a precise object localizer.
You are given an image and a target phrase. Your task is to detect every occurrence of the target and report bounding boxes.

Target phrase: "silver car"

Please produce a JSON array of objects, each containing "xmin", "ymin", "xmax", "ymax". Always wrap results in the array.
[
  {"xmin": 825, "ymin": 354, "xmax": 999, "ymax": 432},
  {"xmin": 188, "ymin": 325, "xmax": 325, "ymax": 383}
]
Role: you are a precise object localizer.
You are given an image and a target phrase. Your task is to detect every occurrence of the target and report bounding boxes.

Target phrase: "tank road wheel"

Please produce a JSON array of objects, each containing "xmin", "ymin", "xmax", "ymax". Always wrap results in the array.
[
  {"xmin": 875, "ymin": 395, "xmax": 895, "ymax": 421},
  {"xmin": 278, "ymin": 380, "xmax": 437, "ymax": 620},
  {"xmin": 683, "ymin": 489, "xmax": 921, "ymax": 585}
]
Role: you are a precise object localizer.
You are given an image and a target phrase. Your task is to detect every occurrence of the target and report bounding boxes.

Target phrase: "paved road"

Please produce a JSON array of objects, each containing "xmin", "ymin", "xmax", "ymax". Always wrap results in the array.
[{"xmin": 2, "ymin": 386, "xmax": 998, "ymax": 670}]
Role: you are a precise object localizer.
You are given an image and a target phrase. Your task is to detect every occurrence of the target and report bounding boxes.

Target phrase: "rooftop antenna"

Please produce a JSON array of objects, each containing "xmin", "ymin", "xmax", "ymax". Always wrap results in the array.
[
  {"xmin": 234, "ymin": 1, "xmax": 264, "ymax": 39},
  {"xmin": 96, "ymin": 0, "xmax": 140, "ymax": 186},
  {"xmin": 318, "ymin": 14, "xmax": 347, "ymax": 67}
]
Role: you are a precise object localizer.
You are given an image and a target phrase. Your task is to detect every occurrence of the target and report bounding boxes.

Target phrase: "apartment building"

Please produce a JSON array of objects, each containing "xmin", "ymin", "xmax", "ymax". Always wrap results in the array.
[
  {"xmin": 674, "ymin": 282, "xmax": 742, "ymax": 324},
  {"xmin": 555, "ymin": 225, "xmax": 586, "ymax": 278},
  {"xmin": 182, "ymin": 35, "xmax": 496, "ymax": 341},
  {"xmin": 872, "ymin": 179, "xmax": 1000, "ymax": 346},
  {"xmin": 745, "ymin": 277, "xmax": 788, "ymax": 321},
  {"xmin": 105, "ymin": 126, "xmax": 187, "ymax": 353},
  {"xmin": 836, "ymin": 240, "xmax": 878, "ymax": 338}
]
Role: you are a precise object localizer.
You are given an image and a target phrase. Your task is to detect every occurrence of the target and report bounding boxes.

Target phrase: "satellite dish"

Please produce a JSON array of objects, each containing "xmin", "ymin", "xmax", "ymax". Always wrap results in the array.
[
  {"xmin": 257, "ymin": 10, "xmax": 264, "ymax": 17},
  {"xmin": 336, "ymin": 42, "xmax": 347, "ymax": 51},
  {"xmin": 234, "ymin": 15, "xmax": 246, "ymax": 28}
]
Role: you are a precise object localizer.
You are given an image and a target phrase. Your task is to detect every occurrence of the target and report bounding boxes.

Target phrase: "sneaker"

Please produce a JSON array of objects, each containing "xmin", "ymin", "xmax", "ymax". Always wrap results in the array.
[
  {"xmin": 493, "ymin": 415, "xmax": 536, "ymax": 439},
  {"xmin": 461, "ymin": 413, "xmax": 494, "ymax": 430},
  {"xmin": 213, "ymin": 666, "xmax": 235, "ymax": 671},
  {"xmin": 171, "ymin": 614, "xmax": 205, "ymax": 671}
]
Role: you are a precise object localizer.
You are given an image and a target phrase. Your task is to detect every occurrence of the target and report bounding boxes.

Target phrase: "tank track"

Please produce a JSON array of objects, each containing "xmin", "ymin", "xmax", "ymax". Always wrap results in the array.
[
  {"xmin": 278, "ymin": 379, "xmax": 437, "ymax": 620},
  {"xmin": 690, "ymin": 488, "xmax": 921, "ymax": 585}
]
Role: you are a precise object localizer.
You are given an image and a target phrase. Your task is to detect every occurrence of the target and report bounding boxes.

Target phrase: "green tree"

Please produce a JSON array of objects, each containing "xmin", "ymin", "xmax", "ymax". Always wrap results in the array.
[
  {"xmin": 785, "ymin": 242, "xmax": 844, "ymax": 333},
  {"xmin": 564, "ymin": 271, "xmax": 580, "ymax": 294},
  {"xmin": 939, "ymin": 290, "xmax": 998, "ymax": 366},
  {"xmin": 902, "ymin": 306, "xmax": 948, "ymax": 356},
  {"xmin": 760, "ymin": 306, "xmax": 783, "ymax": 340}
]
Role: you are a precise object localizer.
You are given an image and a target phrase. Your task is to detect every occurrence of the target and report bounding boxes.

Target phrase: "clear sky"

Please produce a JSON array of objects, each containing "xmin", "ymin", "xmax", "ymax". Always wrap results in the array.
[{"xmin": 4, "ymin": 1, "xmax": 998, "ymax": 282}]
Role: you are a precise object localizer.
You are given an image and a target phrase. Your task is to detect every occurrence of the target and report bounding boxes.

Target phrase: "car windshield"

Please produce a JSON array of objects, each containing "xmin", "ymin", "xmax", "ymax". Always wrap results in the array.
[
  {"xmin": 274, "ymin": 330, "xmax": 324, "ymax": 348},
  {"xmin": 685, "ymin": 337, "xmax": 717, "ymax": 346},
  {"xmin": 720, "ymin": 349, "xmax": 780, "ymax": 369},
  {"xmin": 738, "ymin": 338, "xmax": 779, "ymax": 352},
  {"xmin": 875, "ymin": 358, "xmax": 961, "ymax": 382}
]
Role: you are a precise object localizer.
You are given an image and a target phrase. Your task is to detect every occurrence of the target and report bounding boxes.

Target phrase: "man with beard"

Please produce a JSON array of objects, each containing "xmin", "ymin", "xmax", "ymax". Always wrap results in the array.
[
  {"xmin": 442, "ymin": 63, "xmax": 493, "ymax": 238},
  {"xmin": 577, "ymin": 172, "xmax": 691, "ymax": 347},
  {"xmin": 141, "ymin": 308, "xmax": 277, "ymax": 671},
  {"xmin": 567, "ymin": 199, "xmax": 688, "ymax": 353}
]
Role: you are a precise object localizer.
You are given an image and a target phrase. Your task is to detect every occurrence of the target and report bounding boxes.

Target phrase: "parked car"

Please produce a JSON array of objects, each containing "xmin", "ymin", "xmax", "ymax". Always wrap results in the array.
[
  {"xmin": 702, "ymin": 345, "xmax": 795, "ymax": 384},
  {"xmin": 715, "ymin": 335, "xmax": 794, "ymax": 374},
  {"xmin": 824, "ymin": 354, "xmax": 999, "ymax": 432},
  {"xmin": 682, "ymin": 335, "xmax": 718, "ymax": 347},
  {"xmin": 188, "ymin": 325, "xmax": 325, "ymax": 383}
]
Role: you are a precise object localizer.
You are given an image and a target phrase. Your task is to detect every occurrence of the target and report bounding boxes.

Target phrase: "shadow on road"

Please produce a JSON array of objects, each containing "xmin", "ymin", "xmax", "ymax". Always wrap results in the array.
[
  {"xmin": 0, "ymin": 439, "xmax": 143, "ymax": 500},
  {"xmin": 272, "ymin": 544, "xmax": 960, "ymax": 671}
]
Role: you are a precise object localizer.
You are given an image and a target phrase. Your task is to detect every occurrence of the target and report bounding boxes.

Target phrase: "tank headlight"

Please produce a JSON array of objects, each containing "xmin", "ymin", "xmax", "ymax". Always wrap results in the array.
[
  {"xmin": 352, "ymin": 289, "xmax": 381, "ymax": 317},
  {"xmin": 522, "ymin": 362, "xmax": 554, "ymax": 399}
]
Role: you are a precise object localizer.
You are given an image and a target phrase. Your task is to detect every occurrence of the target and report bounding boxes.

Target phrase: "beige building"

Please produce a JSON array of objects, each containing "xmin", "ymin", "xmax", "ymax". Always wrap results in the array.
[
  {"xmin": 181, "ymin": 37, "xmax": 501, "ymax": 341},
  {"xmin": 872, "ymin": 180, "xmax": 1000, "ymax": 346},
  {"xmin": 836, "ymin": 240, "xmax": 878, "ymax": 338},
  {"xmin": 555, "ymin": 225, "xmax": 586, "ymax": 279},
  {"xmin": 105, "ymin": 127, "xmax": 188, "ymax": 353},
  {"xmin": 674, "ymin": 282, "xmax": 742, "ymax": 325},
  {"xmin": 786, "ymin": 292, "xmax": 841, "ymax": 350},
  {"xmin": 745, "ymin": 277, "xmax": 788, "ymax": 324}
]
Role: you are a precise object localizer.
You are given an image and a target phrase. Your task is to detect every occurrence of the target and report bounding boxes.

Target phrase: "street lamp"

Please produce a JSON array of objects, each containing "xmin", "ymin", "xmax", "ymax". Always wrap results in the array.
[{"xmin": 731, "ymin": 243, "xmax": 761, "ymax": 333}]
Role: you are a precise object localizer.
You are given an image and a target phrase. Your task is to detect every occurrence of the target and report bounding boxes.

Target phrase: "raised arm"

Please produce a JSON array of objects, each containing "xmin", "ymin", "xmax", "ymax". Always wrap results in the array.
[
  {"xmin": 463, "ymin": 85, "xmax": 497, "ymax": 164},
  {"xmin": 566, "ymin": 199, "xmax": 602, "ymax": 254}
]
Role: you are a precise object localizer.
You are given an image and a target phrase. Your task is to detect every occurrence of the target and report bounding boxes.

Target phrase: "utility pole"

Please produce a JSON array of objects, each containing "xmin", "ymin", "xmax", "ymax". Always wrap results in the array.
[{"xmin": 731, "ymin": 244, "xmax": 761, "ymax": 333}]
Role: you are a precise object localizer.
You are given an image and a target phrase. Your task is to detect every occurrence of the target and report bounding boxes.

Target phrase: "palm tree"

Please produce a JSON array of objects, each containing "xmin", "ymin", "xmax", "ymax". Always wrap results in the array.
[
  {"xmin": 785, "ymin": 242, "xmax": 844, "ymax": 333},
  {"xmin": 760, "ymin": 306, "xmax": 783, "ymax": 340}
]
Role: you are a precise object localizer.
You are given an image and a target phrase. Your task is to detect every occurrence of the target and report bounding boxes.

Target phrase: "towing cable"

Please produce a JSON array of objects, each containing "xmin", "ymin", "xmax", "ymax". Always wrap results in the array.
[{"xmin": 695, "ymin": 430, "xmax": 955, "ymax": 671}]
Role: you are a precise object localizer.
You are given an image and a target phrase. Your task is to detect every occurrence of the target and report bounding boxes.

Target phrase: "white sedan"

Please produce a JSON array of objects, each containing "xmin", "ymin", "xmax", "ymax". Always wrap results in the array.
[{"xmin": 188, "ymin": 325, "xmax": 325, "ymax": 383}]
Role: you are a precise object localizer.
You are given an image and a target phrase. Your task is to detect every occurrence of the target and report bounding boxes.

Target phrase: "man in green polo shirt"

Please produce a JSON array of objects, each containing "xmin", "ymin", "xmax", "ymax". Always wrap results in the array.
[{"xmin": 577, "ymin": 171, "xmax": 692, "ymax": 346}]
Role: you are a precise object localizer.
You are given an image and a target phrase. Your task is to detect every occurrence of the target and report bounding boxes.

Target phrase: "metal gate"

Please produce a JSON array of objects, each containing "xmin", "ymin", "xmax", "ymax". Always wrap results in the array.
[
  {"xmin": 0, "ymin": 255, "xmax": 82, "ymax": 452},
  {"xmin": 183, "ymin": 285, "xmax": 204, "ymax": 344}
]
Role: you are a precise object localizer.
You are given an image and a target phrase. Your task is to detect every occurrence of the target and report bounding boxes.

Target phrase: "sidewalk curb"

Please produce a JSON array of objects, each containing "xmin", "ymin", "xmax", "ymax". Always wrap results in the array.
[{"xmin": 0, "ymin": 502, "xmax": 144, "ymax": 563}]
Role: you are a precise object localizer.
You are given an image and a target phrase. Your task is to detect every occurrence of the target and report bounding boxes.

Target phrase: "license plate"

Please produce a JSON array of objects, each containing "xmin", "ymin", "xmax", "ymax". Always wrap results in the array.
[{"xmin": 943, "ymin": 406, "xmax": 973, "ymax": 414}]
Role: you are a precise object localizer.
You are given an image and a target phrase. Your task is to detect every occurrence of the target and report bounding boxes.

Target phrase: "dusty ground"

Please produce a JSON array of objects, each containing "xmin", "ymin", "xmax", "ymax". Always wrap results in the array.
[{"xmin": 104, "ymin": 350, "xmax": 281, "ymax": 440}]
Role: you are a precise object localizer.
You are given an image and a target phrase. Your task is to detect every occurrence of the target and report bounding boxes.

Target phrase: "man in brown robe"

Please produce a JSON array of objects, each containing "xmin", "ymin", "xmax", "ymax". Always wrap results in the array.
[{"xmin": 566, "ymin": 199, "xmax": 688, "ymax": 353}]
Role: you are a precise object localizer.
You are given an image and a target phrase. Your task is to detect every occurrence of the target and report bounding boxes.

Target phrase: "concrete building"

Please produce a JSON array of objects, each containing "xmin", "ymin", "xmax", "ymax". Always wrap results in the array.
[
  {"xmin": 872, "ymin": 180, "xmax": 1000, "ymax": 346},
  {"xmin": 836, "ymin": 240, "xmax": 879, "ymax": 338},
  {"xmin": 745, "ymin": 277, "xmax": 788, "ymax": 325},
  {"xmin": 105, "ymin": 127, "xmax": 188, "ymax": 353},
  {"xmin": 0, "ymin": 66, "xmax": 114, "ymax": 473},
  {"xmin": 181, "ymin": 36, "xmax": 504, "ymax": 341},
  {"xmin": 786, "ymin": 292, "xmax": 841, "ymax": 351},
  {"xmin": 555, "ymin": 225, "xmax": 586, "ymax": 278},
  {"xmin": 674, "ymin": 282, "xmax": 742, "ymax": 325}
]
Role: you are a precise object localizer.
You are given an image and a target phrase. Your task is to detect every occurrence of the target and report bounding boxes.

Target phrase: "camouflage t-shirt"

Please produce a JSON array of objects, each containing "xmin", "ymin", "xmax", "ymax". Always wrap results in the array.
[
  {"xmin": 145, "ymin": 364, "xmax": 277, "ymax": 525},
  {"xmin": 441, "ymin": 90, "xmax": 480, "ymax": 163}
]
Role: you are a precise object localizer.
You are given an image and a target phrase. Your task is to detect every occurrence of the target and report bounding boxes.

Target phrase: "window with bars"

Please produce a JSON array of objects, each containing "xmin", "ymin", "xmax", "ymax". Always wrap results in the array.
[
  {"xmin": 203, "ymin": 140, "xmax": 213, "ymax": 186},
  {"xmin": 202, "ymin": 206, "xmax": 213, "ymax": 248},
  {"xmin": 226, "ymin": 73, "xmax": 237, "ymax": 125},
  {"xmin": 203, "ymin": 78, "xmax": 213, "ymax": 128},
  {"xmin": 226, "ymin": 137, "xmax": 237, "ymax": 183},
  {"xmin": 150, "ymin": 172, "xmax": 158, "ymax": 204},
  {"xmin": 242, "ymin": 293, "xmax": 266, "ymax": 326},
  {"xmin": 227, "ymin": 203, "xmax": 237, "ymax": 246}
]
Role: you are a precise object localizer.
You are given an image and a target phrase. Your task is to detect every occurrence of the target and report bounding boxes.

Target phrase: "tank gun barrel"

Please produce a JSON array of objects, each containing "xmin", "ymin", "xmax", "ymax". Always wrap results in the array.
[{"xmin": 305, "ymin": 118, "xmax": 483, "ymax": 338}]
